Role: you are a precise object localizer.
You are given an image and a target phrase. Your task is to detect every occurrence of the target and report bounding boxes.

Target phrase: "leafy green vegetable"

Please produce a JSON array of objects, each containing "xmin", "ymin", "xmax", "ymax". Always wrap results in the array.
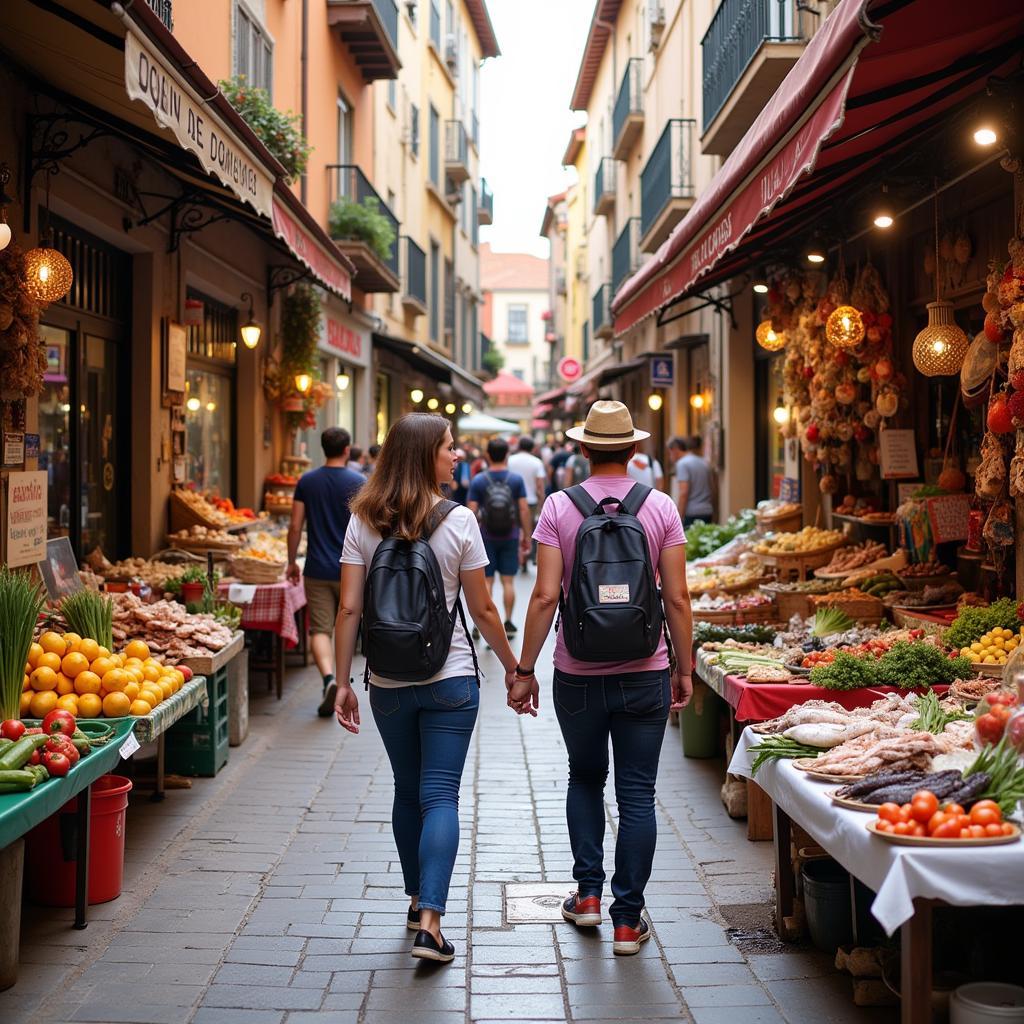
[
  {"xmin": 748, "ymin": 736, "xmax": 821, "ymax": 775},
  {"xmin": 685, "ymin": 509, "xmax": 757, "ymax": 559},
  {"xmin": 910, "ymin": 690, "xmax": 971, "ymax": 733},
  {"xmin": 811, "ymin": 607, "xmax": 854, "ymax": 638},
  {"xmin": 944, "ymin": 598, "xmax": 1021, "ymax": 650},
  {"xmin": 809, "ymin": 651, "xmax": 878, "ymax": 690},
  {"xmin": 0, "ymin": 567, "xmax": 45, "ymax": 720},
  {"xmin": 874, "ymin": 643, "xmax": 973, "ymax": 689},
  {"xmin": 693, "ymin": 622, "xmax": 776, "ymax": 646}
]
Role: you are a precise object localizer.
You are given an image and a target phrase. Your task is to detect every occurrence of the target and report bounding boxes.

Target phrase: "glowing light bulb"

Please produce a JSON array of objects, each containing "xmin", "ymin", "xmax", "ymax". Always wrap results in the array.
[
  {"xmin": 461, "ymin": 402, "xmax": 473, "ymax": 414},
  {"xmin": 427, "ymin": 397, "xmax": 440, "ymax": 410},
  {"xmin": 39, "ymin": 264, "xmax": 50, "ymax": 282},
  {"xmin": 873, "ymin": 213, "xmax": 894, "ymax": 229},
  {"xmin": 773, "ymin": 404, "xmax": 789, "ymax": 426},
  {"xmin": 336, "ymin": 372, "xmax": 351, "ymax": 391},
  {"xmin": 445, "ymin": 402, "xmax": 457, "ymax": 414},
  {"xmin": 294, "ymin": 373, "xmax": 312, "ymax": 393},
  {"xmin": 205, "ymin": 401, "xmax": 217, "ymax": 412},
  {"xmin": 753, "ymin": 283, "xmax": 768, "ymax": 294},
  {"xmin": 974, "ymin": 126, "xmax": 997, "ymax": 146},
  {"xmin": 186, "ymin": 397, "xmax": 201, "ymax": 412},
  {"xmin": 689, "ymin": 394, "xmax": 705, "ymax": 410},
  {"xmin": 647, "ymin": 394, "xmax": 663, "ymax": 411},
  {"xmin": 410, "ymin": 388, "xmax": 424, "ymax": 404}
]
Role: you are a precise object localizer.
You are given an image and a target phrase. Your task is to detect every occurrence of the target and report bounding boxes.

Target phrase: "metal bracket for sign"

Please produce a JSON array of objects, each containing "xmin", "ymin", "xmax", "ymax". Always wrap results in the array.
[
  {"xmin": 267, "ymin": 264, "xmax": 314, "ymax": 305},
  {"xmin": 121, "ymin": 188, "xmax": 233, "ymax": 253},
  {"xmin": 23, "ymin": 112, "xmax": 114, "ymax": 230},
  {"xmin": 656, "ymin": 287, "xmax": 740, "ymax": 330}
]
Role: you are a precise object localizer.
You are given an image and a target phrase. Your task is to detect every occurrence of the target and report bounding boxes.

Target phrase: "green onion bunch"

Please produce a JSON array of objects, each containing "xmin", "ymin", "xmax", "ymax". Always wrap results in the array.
[{"xmin": 0, "ymin": 566, "xmax": 45, "ymax": 719}]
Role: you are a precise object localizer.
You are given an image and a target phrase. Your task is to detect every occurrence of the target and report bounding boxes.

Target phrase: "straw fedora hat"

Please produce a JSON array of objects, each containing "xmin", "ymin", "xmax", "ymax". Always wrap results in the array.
[{"xmin": 565, "ymin": 400, "xmax": 650, "ymax": 450}]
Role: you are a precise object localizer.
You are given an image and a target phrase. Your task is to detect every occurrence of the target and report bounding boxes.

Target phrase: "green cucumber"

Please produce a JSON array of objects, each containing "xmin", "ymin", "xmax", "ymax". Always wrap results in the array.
[
  {"xmin": 0, "ymin": 738, "xmax": 13, "ymax": 757},
  {"xmin": 0, "ymin": 769, "xmax": 39, "ymax": 790},
  {"xmin": 0, "ymin": 734, "xmax": 50, "ymax": 771}
]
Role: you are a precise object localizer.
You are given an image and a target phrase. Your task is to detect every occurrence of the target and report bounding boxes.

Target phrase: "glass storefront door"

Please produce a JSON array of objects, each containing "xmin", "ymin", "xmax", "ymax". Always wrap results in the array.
[
  {"xmin": 185, "ymin": 368, "xmax": 234, "ymax": 496},
  {"xmin": 38, "ymin": 324, "xmax": 72, "ymax": 543},
  {"xmin": 80, "ymin": 334, "xmax": 122, "ymax": 555}
]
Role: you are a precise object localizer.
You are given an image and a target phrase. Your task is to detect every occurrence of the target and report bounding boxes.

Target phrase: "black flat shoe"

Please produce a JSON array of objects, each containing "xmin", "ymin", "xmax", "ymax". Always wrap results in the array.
[
  {"xmin": 407, "ymin": 905, "xmax": 421, "ymax": 931},
  {"xmin": 317, "ymin": 682, "xmax": 337, "ymax": 718},
  {"xmin": 411, "ymin": 929, "xmax": 455, "ymax": 963}
]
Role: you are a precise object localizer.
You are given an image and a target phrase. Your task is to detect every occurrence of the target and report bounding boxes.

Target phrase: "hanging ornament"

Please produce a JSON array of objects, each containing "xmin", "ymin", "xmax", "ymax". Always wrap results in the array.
[
  {"xmin": 913, "ymin": 187, "xmax": 968, "ymax": 376},
  {"xmin": 755, "ymin": 319, "xmax": 786, "ymax": 352},
  {"xmin": 826, "ymin": 304, "xmax": 865, "ymax": 349},
  {"xmin": 23, "ymin": 246, "xmax": 73, "ymax": 304}
]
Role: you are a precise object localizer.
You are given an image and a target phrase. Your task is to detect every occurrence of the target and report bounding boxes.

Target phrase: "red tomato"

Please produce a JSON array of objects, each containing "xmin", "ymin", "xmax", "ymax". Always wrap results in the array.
[
  {"xmin": 0, "ymin": 719, "xmax": 25, "ymax": 741},
  {"xmin": 41, "ymin": 709, "xmax": 76, "ymax": 738},
  {"xmin": 943, "ymin": 803, "xmax": 965, "ymax": 817},
  {"xmin": 27, "ymin": 749, "xmax": 42, "ymax": 766},
  {"xmin": 931, "ymin": 821, "xmax": 962, "ymax": 839},
  {"xmin": 976, "ymin": 714, "xmax": 1005, "ymax": 744},
  {"xmin": 970, "ymin": 806, "xmax": 1001, "ymax": 827},
  {"xmin": 875, "ymin": 820, "xmax": 895, "ymax": 833},
  {"xmin": 971, "ymin": 800, "xmax": 1002, "ymax": 818},
  {"xmin": 44, "ymin": 735, "xmax": 79, "ymax": 765},
  {"xmin": 985, "ymin": 823, "xmax": 1005, "ymax": 837},
  {"xmin": 910, "ymin": 791, "xmax": 938, "ymax": 823},
  {"xmin": 991, "ymin": 704, "xmax": 1012, "ymax": 723},
  {"xmin": 960, "ymin": 828, "xmax": 973, "ymax": 839},
  {"xmin": 24, "ymin": 727, "xmax": 43, "ymax": 735},
  {"xmin": 41, "ymin": 751, "xmax": 70, "ymax": 777},
  {"xmin": 927, "ymin": 812, "xmax": 948, "ymax": 835},
  {"xmin": 878, "ymin": 803, "xmax": 903, "ymax": 824},
  {"xmin": 1002, "ymin": 823, "xmax": 1016, "ymax": 836},
  {"xmin": 899, "ymin": 804, "xmax": 914, "ymax": 823},
  {"xmin": 893, "ymin": 822, "xmax": 913, "ymax": 836},
  {"xmin": 911, "ymin": 823, "xmax": 927, "ymax": 837},
  {"xmin": 986, "ymin": 692, "xmax": 1018, "ymax": 707},
  {"xmin": 968, "ymin": 825, "xmax": 987, "ymax": 838}
]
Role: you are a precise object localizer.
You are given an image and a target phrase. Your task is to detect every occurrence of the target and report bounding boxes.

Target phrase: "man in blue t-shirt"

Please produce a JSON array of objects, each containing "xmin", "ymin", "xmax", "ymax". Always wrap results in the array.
[
  {"xmin": 467, "ymin": 437, "xmax": 531, "ymax": 637},
  {"xmin": 287, "ymin": 427, "xmax": 365, "ymax": 716}
]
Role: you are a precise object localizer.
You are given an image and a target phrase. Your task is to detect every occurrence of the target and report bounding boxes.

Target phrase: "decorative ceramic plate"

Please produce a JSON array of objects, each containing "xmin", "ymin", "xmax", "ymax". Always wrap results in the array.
[{"xmin": 865, "ymin": 820, "xmax": 1020, "ymax": 846}]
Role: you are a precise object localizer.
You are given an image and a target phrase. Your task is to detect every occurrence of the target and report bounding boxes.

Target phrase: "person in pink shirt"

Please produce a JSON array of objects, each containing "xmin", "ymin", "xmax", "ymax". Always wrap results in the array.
[{"xmin": 509, "ymin": 400, "xmax": 694, "ymax": 956}]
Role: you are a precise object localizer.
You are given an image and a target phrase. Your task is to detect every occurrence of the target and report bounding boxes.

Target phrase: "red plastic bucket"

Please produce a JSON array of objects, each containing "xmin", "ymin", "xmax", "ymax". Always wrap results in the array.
[{"xmin": 25, "ymin": 775, "xmax": 133, "ymax": 906}]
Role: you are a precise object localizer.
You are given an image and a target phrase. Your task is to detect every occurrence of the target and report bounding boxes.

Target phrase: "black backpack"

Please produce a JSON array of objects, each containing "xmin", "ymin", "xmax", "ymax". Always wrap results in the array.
[
  {"xmin": 558, "ymin": 483, "xmax": 664, "ymax": 663},
  {"xmin": 480, "ymin": 472, "xmax": 517, "ymax": 535},
  {"xmin": 361, "ymin": 501, "xmax": 479, "ymax": 685}
]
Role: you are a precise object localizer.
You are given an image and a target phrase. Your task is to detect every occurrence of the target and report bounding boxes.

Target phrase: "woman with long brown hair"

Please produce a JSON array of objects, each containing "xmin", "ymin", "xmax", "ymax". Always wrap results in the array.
[{"xmin": 333, "ymin": 413, "xmax": 521, "ymax": 963}]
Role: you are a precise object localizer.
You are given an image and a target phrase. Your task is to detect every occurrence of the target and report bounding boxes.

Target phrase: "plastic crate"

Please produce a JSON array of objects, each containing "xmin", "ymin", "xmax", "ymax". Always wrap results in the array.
[{"xmin": 165, "ymin": 665, "xmax": 230, "ymax": 777}]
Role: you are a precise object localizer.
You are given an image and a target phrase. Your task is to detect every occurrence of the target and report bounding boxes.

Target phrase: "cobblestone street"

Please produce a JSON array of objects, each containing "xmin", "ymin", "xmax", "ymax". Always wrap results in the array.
[{"xmin": 6, "ymin": 575, "xmax": 891, "ymax": 1024}]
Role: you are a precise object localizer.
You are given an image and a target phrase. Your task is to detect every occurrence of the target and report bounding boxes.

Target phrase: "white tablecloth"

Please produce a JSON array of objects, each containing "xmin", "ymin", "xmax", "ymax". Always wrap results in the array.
[{"xmin": 729, "ymin": 726, "xmax": 1024, "ymax": 935}]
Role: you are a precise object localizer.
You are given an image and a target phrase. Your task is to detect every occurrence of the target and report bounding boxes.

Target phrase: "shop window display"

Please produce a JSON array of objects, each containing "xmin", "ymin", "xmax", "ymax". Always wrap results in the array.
[{"xmin": 185, "ymin": 369, "xmax": 233, "ymax": 496}]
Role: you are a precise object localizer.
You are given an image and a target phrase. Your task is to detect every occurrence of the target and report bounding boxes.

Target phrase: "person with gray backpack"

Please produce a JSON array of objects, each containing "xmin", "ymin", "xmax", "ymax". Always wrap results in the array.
[
  {"xmin": 508, "ymin": 401, "xmax": 695, "ymax": 956},
  {"xmin": 332, "ymin": 414, "xmax": 530, "ymax": 964}
]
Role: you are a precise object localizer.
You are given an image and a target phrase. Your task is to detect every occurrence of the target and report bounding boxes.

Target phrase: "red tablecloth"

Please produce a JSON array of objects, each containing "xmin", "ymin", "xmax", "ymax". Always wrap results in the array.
[{"xmin": 219, "ymin": 580, "xmax": 307, "ymax": 647}]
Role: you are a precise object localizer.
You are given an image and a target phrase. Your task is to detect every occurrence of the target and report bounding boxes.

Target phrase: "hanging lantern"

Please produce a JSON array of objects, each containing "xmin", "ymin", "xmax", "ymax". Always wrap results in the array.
[
  {"xmin": 913, "ymin": 187, "xmax": 969, "ymax": 376},
  {"xmin": 825, "ymin": 305, "xmax": 865, "ymax": 349},
  {"xmin": 24, "ymin": 246, "xmax": 73, "ymax": 304},
  {"xmin": 755, "ymin": 320, "xmax": 785, "ymax": 352},
  {"xmin": 912, "ymin": 300, "xmax": 969, "ymax": 376}
]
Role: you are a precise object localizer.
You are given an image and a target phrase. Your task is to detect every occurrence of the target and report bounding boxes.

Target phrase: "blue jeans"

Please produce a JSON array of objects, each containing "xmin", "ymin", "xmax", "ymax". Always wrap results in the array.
[
  {"xmin": 553, "ymin": 669, "xmax": 670, "ymax": 927},
  {"xmin": 370, "ymin": 676, "xmax": 479, "ymax": 914}
]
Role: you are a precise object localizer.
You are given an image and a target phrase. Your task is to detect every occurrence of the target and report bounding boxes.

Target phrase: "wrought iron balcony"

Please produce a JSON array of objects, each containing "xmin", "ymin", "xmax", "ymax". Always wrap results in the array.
[
  {"xmin": 327, "ymin": 164, "xmax": 400, "ymax": 292},
  {"xmin": 326, "ymin": 0, "xmax": 401, "ymax": 81},
  {"xmin": 401, "ymin": 236, "xmax": 427, "ymax": 315},
  {"xmin": 701, "ymin": 0, "xmax": 804, "ymax": 154},
  {"xmin": 612, "ymin": 218, "xmax": 641, "ymax": 296},
  {"xmin": 592, "ymin": 283, "xmax": 613, "ymax": 339},
  {"xmin": 613, "ymin": 58, "xmax": 644, "ymax": 160},
  {"xmin": 640, "ymin": 119, "xmax": 696, "ymax": 252},
  {"xmin": 593, "ymin": 157, "xmax": 617, "ymax": 218},
  {"xmin": 445, "ymin": 121, "xmax": 470, "ymax": 184},
  {"xmin": 478, "ymin": 179, "xmax": 494, "ymax": 225},
  {"xmin": 145, "ymin": 0, "xmax": 173, "ymax": 30}
]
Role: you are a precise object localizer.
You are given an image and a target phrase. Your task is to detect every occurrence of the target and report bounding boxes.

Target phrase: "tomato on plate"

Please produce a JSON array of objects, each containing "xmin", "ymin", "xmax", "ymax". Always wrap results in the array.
[
  {"xmin": 1002, "ymin": 823, "xmax": 1016, "ymax": 836},
  {"xmin": 911, "ymin": 823, "xmax": 927, "ymax": 837},
  {"xmin": 931, "ymin": 821, "xmax": 962, "ymax": 839},
  {"xmin": 893, "ymin": 822, "xmax": 913, "ymax": 836},
  {"xmin": 911, "ymin": 791, "xmax": 938, "ymax": 823},
  {"xmin": 943, "ymin": 803, "xmax": 965, "ymax": 817},
  {"xmin": 874, "ymin": 820, "xmax": 895, "ymax": 833},
  {"xmin": 899, "ymin": 804, "xmax": 913, "ymax": 822},
  {"xmin": 985, "ymin": 823, "xmax": 1005, "ymax": 837},
  {"xmin": 971, "ymin": 800, "xmax": 1002, "ymax": 818},
  {"xmin": 878, "ymin": 803, "xmax": 903, "ymax": 824},
  {"xmin": 970, "ymin": 806, "xmax": 1001, "ymax": 828},
  {"xmin": 927, "ymin": 811, "xmax": 949, "ymax": 835},
  {"xmin": 968, "ymin": 825, "xmax": 987, "ymax": 839}
]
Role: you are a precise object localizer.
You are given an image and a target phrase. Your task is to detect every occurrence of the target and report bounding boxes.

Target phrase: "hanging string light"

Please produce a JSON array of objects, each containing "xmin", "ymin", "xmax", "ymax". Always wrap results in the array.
[
  {"xmin": 913, "ymin": 185, "xmax": 968, "ymax": 376},
  {"xmin": 755, "ymin": 320, "xmax": 786, "ymax": 352}
]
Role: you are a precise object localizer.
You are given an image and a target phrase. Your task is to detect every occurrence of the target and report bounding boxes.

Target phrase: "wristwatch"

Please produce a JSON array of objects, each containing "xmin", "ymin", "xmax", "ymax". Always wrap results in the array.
[{"xmin": 514, "ymin": 665, "xmax": 535, "ymax": 678}]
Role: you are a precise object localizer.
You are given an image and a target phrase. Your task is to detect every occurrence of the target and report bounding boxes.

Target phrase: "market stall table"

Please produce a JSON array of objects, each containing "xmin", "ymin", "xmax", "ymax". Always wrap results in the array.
[
  {"xmin": 728, "ymin": 727, "xmax": 1024, "ymax": 1024},
  {"xmin": 0, "ymin": 717, "xmax": 137, "ymax": 931},
  {"xmin": 218, "ymin": 580, "xmax": 307, "ymax": 699}
]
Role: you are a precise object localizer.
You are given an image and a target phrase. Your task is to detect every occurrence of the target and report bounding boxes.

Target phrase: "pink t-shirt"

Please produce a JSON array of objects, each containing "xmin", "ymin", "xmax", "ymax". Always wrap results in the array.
[{"xmin": 533, "ymin": 476, "xmax": 686, "ymax": 676}]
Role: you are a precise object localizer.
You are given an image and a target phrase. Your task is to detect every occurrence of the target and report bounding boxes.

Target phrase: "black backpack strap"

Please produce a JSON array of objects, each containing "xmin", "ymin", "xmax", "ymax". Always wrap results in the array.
[
  {"xmin": 564, "ymin": 484, "xmax": 599, "ymax": 518},
  {"xmin": 424, "ymin": 499, "xmax": 459, "ymax": 540},
  {"xmin": 618, "ymin": 482, "xmax": 653, "ymax": 518},
  {"xmin": 454, "ymin": 588, "xmax": 482, "ymax": 687}
]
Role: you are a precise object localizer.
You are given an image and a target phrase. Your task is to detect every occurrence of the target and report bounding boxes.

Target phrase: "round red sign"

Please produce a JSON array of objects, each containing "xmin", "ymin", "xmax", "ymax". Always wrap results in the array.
[{"xmin": 558, "ymin": 356, "xmax": 582, "ymax": 382}]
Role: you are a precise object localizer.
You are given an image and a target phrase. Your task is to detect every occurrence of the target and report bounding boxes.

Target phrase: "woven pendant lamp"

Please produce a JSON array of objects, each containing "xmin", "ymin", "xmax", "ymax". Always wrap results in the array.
[
  {"xmin": 913, "ymin": 189, "xmax": 968, "ymax": 376},
  {"xmin": 756, "ymin": 319, "xmax": 786, "ymax": 351}
]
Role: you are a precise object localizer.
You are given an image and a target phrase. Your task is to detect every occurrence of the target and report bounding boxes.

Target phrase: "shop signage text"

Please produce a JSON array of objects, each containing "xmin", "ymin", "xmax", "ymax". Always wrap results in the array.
[
  {"xmin": 272, "ymin": 199, "xmax": 352, "ymax": 300},
  {"xmin": 124, "ymin": 29, "xmax": 274, "ymax": 219},
  {"xmin": 558, "ymin": 356, "xmax": 582, "ymax": 382},
  {"xmin": 320, "ymin": 315, "xmax": 368, "ymax": 366},
  {"xmin": 5, "ymin": 470, "xmax": 47, "ymax": 568}
]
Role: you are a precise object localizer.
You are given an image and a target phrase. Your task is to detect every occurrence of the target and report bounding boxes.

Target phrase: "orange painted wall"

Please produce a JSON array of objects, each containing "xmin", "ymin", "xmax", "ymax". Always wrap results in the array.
[{"xmin": 171, "ymin": 1, "xmax": 231, "ymax": 83}]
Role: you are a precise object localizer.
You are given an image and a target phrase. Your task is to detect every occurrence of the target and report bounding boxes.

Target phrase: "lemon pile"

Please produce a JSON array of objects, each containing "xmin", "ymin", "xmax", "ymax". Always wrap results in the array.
[
  {"xmin": 960, "ymin": 626, "xmax": 1022, "ymax": 665},
  {"xmin": 22, "ymin": 632, "xmax": 185, "ymax": 719},
  {"xmin": 753, "ymin": 526, "xmax": 845, "ymax": 556}
]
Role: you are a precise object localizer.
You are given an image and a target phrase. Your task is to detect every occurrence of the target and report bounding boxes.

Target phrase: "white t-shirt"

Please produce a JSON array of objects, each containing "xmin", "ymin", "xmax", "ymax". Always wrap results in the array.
[
  {"xmin": 507, "ymin": 451, "xmax": 547, "ymax": 506},
  {"xmin": 340, "ymin": 505, "xmax": 489, "ymax": 688},
  {"xmin": 626, "ymin": 454, "xmax": 664, "ymax": 489}
]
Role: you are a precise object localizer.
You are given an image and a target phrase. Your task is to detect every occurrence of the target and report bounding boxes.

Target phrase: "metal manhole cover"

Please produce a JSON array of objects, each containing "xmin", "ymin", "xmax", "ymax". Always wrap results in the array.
[{"xmin": 504, "ymin": 883, "xmax": 592, "ymax": 923}]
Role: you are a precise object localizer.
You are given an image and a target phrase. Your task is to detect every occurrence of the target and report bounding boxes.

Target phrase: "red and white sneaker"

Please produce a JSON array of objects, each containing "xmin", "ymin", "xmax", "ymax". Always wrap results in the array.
[
  {"xmin": 561, "ymin": 892, "xmax": 602, "ymax": 927},
  {"xmin": 613, "ymin": 916, "xmax": 651, "ymax": 956}
]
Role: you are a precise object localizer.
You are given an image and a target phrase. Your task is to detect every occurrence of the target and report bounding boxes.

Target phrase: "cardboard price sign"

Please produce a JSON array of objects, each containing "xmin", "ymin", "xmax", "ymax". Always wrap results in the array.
[
  {"xmin": 926, "ymin": 494, "xmax": 970, "ymax": 544},
  {"xmin": 879, "ymin": 429, "xmax": 919, "ymax": 480},
  {"xmin": 5, "ymin": 470, "xmax": 47, "ymax": 567}
]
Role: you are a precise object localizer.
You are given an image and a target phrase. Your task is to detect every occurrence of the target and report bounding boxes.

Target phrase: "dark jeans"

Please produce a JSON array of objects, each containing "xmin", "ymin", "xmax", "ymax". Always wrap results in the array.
[
  {"xmin": 683, "ymin": 514, "xmax": 711, "ymax": 529},
  {"xmin": 552, "ymin": 669, "xmax": 671, "ymax": 927},
  {"xmin": 370, "ymin": 676, "xmax": 479, "ymax": 914}
]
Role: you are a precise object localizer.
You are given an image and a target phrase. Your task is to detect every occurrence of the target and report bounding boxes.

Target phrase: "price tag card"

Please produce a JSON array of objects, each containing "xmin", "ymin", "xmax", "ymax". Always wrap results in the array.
[
  {"xmin": 119, "ymin": 731, "xmax": 141, "ymax": 760},
  {"xmin": 879, "ymin": 429, "xmax": 920, "ymax": 479},
  {"xmin": 926, "ymin": 494, "xmax": 970, "ymax": 544}
]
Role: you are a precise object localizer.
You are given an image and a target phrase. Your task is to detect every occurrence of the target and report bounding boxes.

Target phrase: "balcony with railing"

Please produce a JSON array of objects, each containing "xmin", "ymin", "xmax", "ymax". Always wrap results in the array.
[
  {"xmin": 145, "ymin": 0, "xmax": 173, "ymax": 30},
  {"xmin": 593, "ymin": 157, "xmax": 617, "ymax": 218},
  {"xmin": 326, "ymin": 0, "xmax": 401, "ymax": 81},
  {"xmin": 326, "ymin": 164, "xmax": 400, "ymax": 292},
  {"xmin": 401, "ymin": 236, "xmax": 427, "ymax": 316},
  {"xmin": 592, "ymin": 283, "xmax": 613, "ymax": 339},
  {"xmin": 612, "ymin": 218, "xmax": 641, "ymax": 296},
  {"xmin": 471, "ymin": 111, "xmax": 480, "ymax": 150},
  {"xmin": 445, "ymin": 121, "xmax": 470, "ymax": 184},
  {"xmin": 478, "ymin": 179, "xmax": 494, "ymax": 225},
  {"xmin": 701, "ymin": 0, "xmax": 805, "ymax": 155},
  {"xmin": 613, "ymin": 58, "xmax": 644, "ymax": 160},
  {"xmin": 640, "ymin": 118, "xmax": 696, "ymax": 252}
]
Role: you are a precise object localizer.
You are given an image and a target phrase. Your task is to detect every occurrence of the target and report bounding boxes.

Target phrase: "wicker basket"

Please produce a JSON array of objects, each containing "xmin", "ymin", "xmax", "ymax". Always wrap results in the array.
[
  {"xmin": 756, "ymin": 509, "xmax": 802, "ymax": 534},
  {"xmin": 760, "ymin": 586, "xmax": 811, "ymax": 621},
  {"xmin": 166, "ymin": 534, "xmax": 242, "ymax": 553},
  {"xmin": 737, "ymin": 603, "xmax": 778, "ymax": 625},
  {"xmin": 169, "ymin": 490, "xmax": 230, "ymax": 533},
  {"xmin": 228, "ymin": 556, "xmax": 286, "ymax": 584}
]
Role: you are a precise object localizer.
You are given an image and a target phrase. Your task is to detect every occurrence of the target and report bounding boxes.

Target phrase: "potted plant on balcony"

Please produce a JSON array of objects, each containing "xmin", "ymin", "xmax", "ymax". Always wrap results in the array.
[
  {"xmin": 219, "ymin": 76, "xmax": 312, "ymax": 183},
  {"xmin": 328, "ymin": 196, "xmax": 396, "ymax": 264},
  {"xmin": 481, "ymin": 348, "xmax": 505, "ymax": 379}
]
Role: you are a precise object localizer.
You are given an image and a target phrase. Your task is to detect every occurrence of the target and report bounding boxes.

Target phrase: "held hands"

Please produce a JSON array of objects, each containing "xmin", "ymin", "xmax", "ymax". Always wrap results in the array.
[
  {"xmin": 671, "ymin": 668, "xmax": 693, "ymax": 711},
  {"xmin": 334, "ymin": 683, "xmax": 361, "ymax": 733},
  {"xmin": 506, "ymin": 669, "xmax": 540, "ymax": 717}
]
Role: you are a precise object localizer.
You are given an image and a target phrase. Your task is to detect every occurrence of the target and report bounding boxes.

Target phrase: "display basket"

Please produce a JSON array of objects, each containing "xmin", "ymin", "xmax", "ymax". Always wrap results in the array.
[
  {"xmin": 759, "ymin": 585, "xmax": 811, "ymax": 621},
  {"xmin": 165, "ymin": 534, "xmax": 242, "ymax": 553},
  {"xmin": 809, "ymin": 594, "xmax": 884, "ymax": 623},
  {"xmin": 756, "ymin": 509, "xmax": 802, "ymax": 534},
  {"xmin": 228, "ymin": 555, "xmax": 286, "ymax": 584},
  {"xmin": 169, "ymin": 490, "xmax": 228, "ymax": 533}
]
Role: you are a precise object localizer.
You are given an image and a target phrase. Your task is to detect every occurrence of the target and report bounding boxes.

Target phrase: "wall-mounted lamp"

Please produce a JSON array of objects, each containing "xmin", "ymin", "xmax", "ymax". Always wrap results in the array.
[
  {"xmin": 295, "ymin": 373, "xmax": 312, "ymax": 393},
  {"xmin": 205, "ymin": 401, "xmax": 217, "ymax": 412},
  {"xmin": 445, "ymin": 402, "xmax": 457, "ymax": 415},
  {"xmin": 427, "ymin": 397, "xmax": 440, "ymax": 410},
  {"xmin": 647, "ymin": 393, "xmax": 664, "ymax": 411},
  {"xmin": 410, "ymin": 388, "xmax": 424, "ymax": 404},
  {"xmin": 872, "ymin": 184, "xmax": 894, "ymax": 229},
  {"xmin": 239, "ymin": 291, "xmax": 261, "ymax": 349},
  {"xmin": 186, "ymin": 396, "xmax": 201, "ymax": 412},
  {"xmin": 336, "ymin": 371, "xmax": 351, "ymax": 392},
  {"xmin": 689, "ymin": 393, "xmax": 706, "ymax": 410},
  {"xmin": 772, "ymin": 396, "xmax": 789, "ymax": 426}
]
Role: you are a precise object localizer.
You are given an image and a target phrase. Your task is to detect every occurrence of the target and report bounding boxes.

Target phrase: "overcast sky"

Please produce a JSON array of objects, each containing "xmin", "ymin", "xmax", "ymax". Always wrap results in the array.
[{"xmin": 478, "ymin": 0, "xmax": 592, "ymax": 259}]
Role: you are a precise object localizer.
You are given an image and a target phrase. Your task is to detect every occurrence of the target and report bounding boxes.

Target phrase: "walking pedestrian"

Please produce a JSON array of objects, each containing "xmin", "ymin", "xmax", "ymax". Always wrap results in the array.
[
  {"xmin": 467, "ymin": 438, "xmax": 531, "ymax": 637},
  {"xmin": 626, "ymin": 448, "xmax": 665, "ymax": 491},
  {"xmin": 510, "ymin": 400, "xmax": 694, "ymax": 955},
  {"xmin": 667, "ymin": 435, "xmax": 716, "ymax": 528},
  {"xmin": 331, "ymin": 413, "xmax": 523, "ymax": 964},
  {"xmin": 548, "ymin": 441, "xmax": 572, "ymax": 493},
  {"xmin": 348, "ymin": 445, "xmax": 365, "ymax": 471},
  {"xmin": 508, "ymin": 436, "xmax": 547, "ymax": 571},
  {"xmin": 286, "ymin": 427, "xmax": 365, "ymax": 717},
  {"xmin": 363, "ymin": 443, "xmax": 381, "ymax": 475},
  {"xmin": 565, "ymin": 443, "xmax": 591, "ymax": 487}
]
